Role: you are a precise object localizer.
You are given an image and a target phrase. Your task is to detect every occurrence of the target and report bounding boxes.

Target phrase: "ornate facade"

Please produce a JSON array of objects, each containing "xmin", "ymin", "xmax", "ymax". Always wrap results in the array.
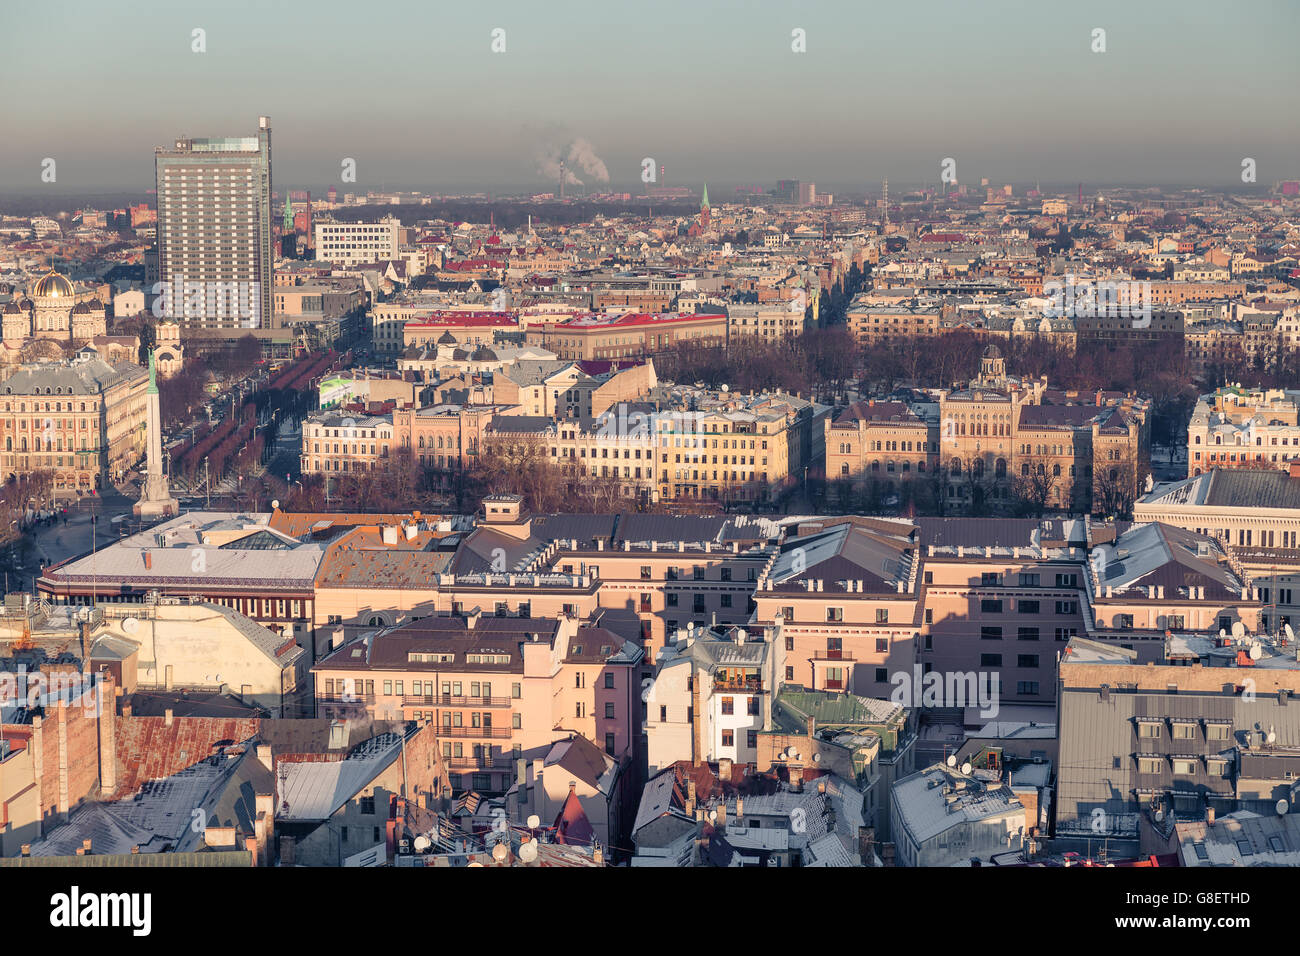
[{"xmin": 1, "ymin": 270, "xmax": 108, "ymax": 353}]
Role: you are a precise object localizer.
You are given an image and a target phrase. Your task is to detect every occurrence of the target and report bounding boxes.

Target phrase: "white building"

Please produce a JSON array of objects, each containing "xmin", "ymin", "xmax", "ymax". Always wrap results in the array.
[{"xmin": 315, "ymin": 217, "xmax": 400, "ymax": 268}]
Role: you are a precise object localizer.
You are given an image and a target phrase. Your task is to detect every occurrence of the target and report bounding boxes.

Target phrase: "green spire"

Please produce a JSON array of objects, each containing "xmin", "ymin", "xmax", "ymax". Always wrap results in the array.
[
  {"xmin": 701, "ymin": 183, "xmax": 710, "ymax": 209},
  {"xmin": 147, "ymin": 347, "xmax": 158, "ymax": 394}
]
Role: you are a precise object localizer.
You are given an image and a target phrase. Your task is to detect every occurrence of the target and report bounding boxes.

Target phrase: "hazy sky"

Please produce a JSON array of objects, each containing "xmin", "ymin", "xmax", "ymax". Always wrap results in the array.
[{"xmin": 2, "ymin": 0, "xmax": 1297, "ymax": 195}]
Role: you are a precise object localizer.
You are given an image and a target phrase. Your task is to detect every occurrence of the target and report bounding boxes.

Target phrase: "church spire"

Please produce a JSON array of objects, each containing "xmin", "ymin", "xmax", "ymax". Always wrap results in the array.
[{"xmin": 700, "ymin": 183, "xmax": 710, "ymax": 209}]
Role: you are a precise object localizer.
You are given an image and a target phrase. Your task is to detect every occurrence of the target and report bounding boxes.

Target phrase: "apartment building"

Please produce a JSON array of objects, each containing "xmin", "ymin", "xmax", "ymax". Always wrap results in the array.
[
  {"xmin": 652, "ymin": 386, "xmax": 827, "ymax": 503},
  {"xmin": 300, "ymin": 411, "xmax": 394, "ymax": 478},
  {"xmin": 1187, "ymin": 386, "xmax": 1300, "ymax": 477},
  {"xmin": 727, "ymin": 302, "xmax": 807, "ymax": 343},
  {"xmin": 312, "ymin": 610, "xmax": 642, "ymax": 796},
  {"xmin": 0, "ymin": 356, "xmax": 148, "ymax": 490}
]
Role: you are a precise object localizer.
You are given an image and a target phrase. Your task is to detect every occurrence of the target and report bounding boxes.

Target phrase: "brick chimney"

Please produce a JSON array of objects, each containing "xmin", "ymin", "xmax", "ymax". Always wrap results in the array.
[
  {"xmin": 164, "ymin": 708, "xmax": 174, "ymax": 727},
  {"xmin": 143, "ymin": 551, "xmax": 152, "ymax": 570},
  {"xmin": 98, "ymin": 673, "xmax": 117, "ymax": 797}
]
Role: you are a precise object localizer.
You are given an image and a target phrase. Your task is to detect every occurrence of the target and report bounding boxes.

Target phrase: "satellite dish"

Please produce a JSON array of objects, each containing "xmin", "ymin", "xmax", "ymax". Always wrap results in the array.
[
  {"xmin": 1232, "ymin": 621, "xmax": 1246, "ymax": 639},
  {"xmin": 946, "ymin": 755, "xmax": 958, "ymax": 768},
  {"xmin": 518, "ymin": 841, "xmax": 538, "ymax": 863},
  {"xmin": 271, "ymin": 499, "xmax": 280, "ymax": 510},
  {"xmin": 1278, "ymin": 799, "xmax": 1290, "ymax": 816},
  {"xmin": 1267, "ymin": 729, "xmax": 1277, "ymax": 744},
  {"xmin": 121, "ymin": 617, "xmax": 139, "ymax": 634},
  {"xmin": 960, "ymin": 762, "xmax": 973, "ymax": 776},
  {"xmin": 526, "ymin": 814, "xmax": 540, "ymax": 829},
  {"xmin": 812, "ymin": 753, "xmax": 821, "ymax": 763},
  {"xmin": 1285, "ymin": 624, "xmax": 1294, "ymax": 640},
  {"xmin": 412, "ymin": 835, "xmax": 430, "ymax": 852},
  {"xmin": 1219, "ymin": 629, "xmax": 1227, "ymax": 639},
  {"xmin": 1250, "ymin": 643, "xmax": 1263, "ymax": 661},
  {"xmin": 1154, "ymin": 808, "xmax": 1164, "ymax": 821},
  {"xmin": 708, "ymin": 808, "xmax": 717, "ymax": 822},
  {"xmin": 491, "ymin": 843, "xmax": 508, "ymax": 862}
]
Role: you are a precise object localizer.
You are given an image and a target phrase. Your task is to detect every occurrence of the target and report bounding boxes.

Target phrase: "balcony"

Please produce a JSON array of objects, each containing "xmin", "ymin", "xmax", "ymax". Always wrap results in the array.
[
  {"xmin": 403, "ymin": 694, "xmax": 512, "ymax": 708},
  {"xmin": 435, "ymin": 725, "xmax": 511, "ymax": 739},
  {"xmin": 318, "ymin": 692, "xmax": 375, "ymax": 703},
  {"xmin": 713, "ymin": 676, "xmax": 763, "ymax": 693}
]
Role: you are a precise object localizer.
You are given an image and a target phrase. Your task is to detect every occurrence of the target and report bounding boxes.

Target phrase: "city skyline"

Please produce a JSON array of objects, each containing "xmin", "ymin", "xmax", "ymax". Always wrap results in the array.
[{"xmin": 3, "ymin": 0, "xmax": 1298, "ymax": 195}]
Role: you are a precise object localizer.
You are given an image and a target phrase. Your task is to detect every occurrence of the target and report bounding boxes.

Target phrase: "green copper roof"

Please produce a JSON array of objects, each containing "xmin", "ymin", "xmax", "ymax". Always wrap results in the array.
[{"xmin": 701, "ymin": 183, "xmax": 710, "ymax": 209}]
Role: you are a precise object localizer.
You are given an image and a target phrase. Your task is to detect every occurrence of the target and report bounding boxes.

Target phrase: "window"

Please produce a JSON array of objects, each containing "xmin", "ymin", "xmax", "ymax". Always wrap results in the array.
[
  {"xmin": 875, "ymin": 638, "xmax": 888, "ymax": 653},
  {"xmin": 1018, "ymin": 573, "xmax": 1040, "ymax": 587},
  {"xmin": 1056, "ymin": 600, "xmax": 1078, "ymax": 615},
  {"xmin": 875, "ymin": 608, "xmax": 889, "ymax": 623},
  {"xmin": 1017, "ymin": 627, "xmax": 1039, "ymax": 641},
  {"xmin": 981, "ymin": 572, "xmax": 1002, "ymax": 586},
  {"xmin": 875, "ymin": 667, "xmax": 888, "ymax": 682},
  {"xmin": 981, "ymin": 626, "xmax": 1002, "ymax": 640},
  {"xmin": 1172, "ymin": 722, "xmax": 1195, "ymax": 740},
  {"xmin": 980, "ymin": 654, "xmax": 1002, "ymax": 667},
  {"xmin": 604, "ymin": 672, "xmax": 614, "ymax": 688},
  {"xmin": 1138, "ymin": 721, "xmax": 1161, "ymax": 738},
  {"xmin": 1017, "ymin": 654, "xmax": 1039, "ymax": 668},
  {"xmin": 1055, "ymin": 573, "xmax": 1078, "ymax": 587},
  {"xmin": 1172, "ymin": 759, "xmax": 1197, "ymax": 776},
  {"xmin": 1137, "ymin": 757, "xmax": 1162, "ymax": 774},
  {"xmin": 605, "ymin": 702, "xmax": 615, "ymax": 718},
  {"xmin": 781, "ymin": 606, "xmax": 795, "ymax": 622},
  {"xmin": 721, "ymin": 730, "xmax": 734, "ymax": 748},
  {"xmin": 1167, "ymin": 615, "xmax": 1185, "ymax": 630},
  {"xmin": 746, "ymin": 730, "xmax": 757, "ymax": 749},
  {"xmin": 1018, "ymin": 600, "xmax": 1040, "ymax": 614},
  {"xmin": 659, "ymin": 705, "xmax": 668, "ymax": 722},
  {"xmin": 1015, "ymin": 681, "xmax": 1039, "ymax": 695},
  {"xmin": 1116, "ymin": 613, "xmax": 1134, "ymax": 629},
  {"xmin": 826, "ymin": 607, "xmax": 843, "ymax": 622},
  {"xmin": 666, "ymin": 592, "xmax": 678, "ymax": 607},
  {"xmin": 512, "ymin": 713, "xmax": 521, "ymax": 729},
  {"xmin": 981, "ymin": 599, "xmax": 1002, "ymax": 613},
  {"xmin": 605, "ymin": 733, "xmax": 616, "ymax": 755},
  {"xmin": 747, "ymin": 697, "xmax": 760, "ymax": 716},
  {"xmin": 1206, "ymin": 723, "xmax": 1230, "ymax": 741},
  {"xmin": 721, "ymin": 697, "xmax": 734, "ymax": 715},
  {"xmin": 359, "ymin": 796, "xmax": 375, "ymax": 815},
  {"xmin": 640, "ymin": 565, "xmax": 652, "ymax": 580},
  {"xmin": 1054, "ymin": 627, "xmax": 1077, "ymax": 641}
]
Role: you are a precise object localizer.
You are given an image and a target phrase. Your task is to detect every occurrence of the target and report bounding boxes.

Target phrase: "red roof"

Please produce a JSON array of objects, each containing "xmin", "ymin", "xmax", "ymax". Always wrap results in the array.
[
  {"xmin": 405, "ymin": 311, "xmax": 518, "ymax": 328},
  {"xmin": 554, "ymin": 311, "xmax": 726, "ymax": 331}
]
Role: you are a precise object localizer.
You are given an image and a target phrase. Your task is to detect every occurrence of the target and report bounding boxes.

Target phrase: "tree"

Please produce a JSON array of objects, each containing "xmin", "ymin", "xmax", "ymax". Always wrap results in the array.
[{"xmin": 1011, "ymin": 460, "xmax": 1057, "ymax": 517}]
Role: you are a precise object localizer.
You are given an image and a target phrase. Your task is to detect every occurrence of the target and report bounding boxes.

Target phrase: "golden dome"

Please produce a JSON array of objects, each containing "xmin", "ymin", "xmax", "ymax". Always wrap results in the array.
[{"xmin": 33, "ymin": 270, "xmax": 74, "ymax": 299}]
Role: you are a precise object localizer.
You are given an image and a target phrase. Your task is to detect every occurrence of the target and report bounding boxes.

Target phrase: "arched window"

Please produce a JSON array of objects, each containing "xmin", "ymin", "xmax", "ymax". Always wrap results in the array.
[{"xmin": 995, "ymin": 458, "xmax": 1007, "ymax": 478}]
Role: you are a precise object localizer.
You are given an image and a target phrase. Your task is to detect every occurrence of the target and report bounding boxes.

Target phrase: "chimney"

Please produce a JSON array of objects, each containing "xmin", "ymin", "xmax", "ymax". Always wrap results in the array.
[
  {"xmin": 1207, "ymin": 806, "xmax": 1216, "ymax": 826},
  {"xmin": 256, "ymin": 744, "xmax": 273, "ymax": 773},
  {"xmin": 465, "ymin": 607, "xmax": 481, "ymax": 629},
  {"xmin": 164, "ymin": 708, "xmax": 174, "ymax": 727},
  {"xmin": 686, "ymin": 779, "xmax": 697, "ymax": 815},
  {"xmin": 144, "ymin": 551, "xmax": 152, "ymax": 570},
  {"xmin": 593, "ymin": 844, "xmax": 604, "ymax": 865},
  {"xmin": 98, "ymin": 673, "xmax": 117, "ymax": 797},
  {"xmin": 806, "ymin": 714, "xmax": 816, "ymax": 739},
  {"xmin": 718, "ymin": 757, "xmax": 733, "ymax": 781}
]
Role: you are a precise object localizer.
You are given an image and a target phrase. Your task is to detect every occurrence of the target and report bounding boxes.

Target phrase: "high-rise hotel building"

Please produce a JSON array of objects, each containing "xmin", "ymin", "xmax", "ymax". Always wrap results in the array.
[{"xmin": 154, "ymin": 116, "xmax": 274, "ymax": 330}]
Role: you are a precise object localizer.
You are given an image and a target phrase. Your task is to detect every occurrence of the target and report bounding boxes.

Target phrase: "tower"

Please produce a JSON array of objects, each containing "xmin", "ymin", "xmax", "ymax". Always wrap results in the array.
[
  {"xmin": 154, "ymin": 116, "xmax": 273, "ymax": 330},
  {"xmin": 882, "ymin": 178, "xmax": 889, "ymax": 226},
  {"xmin": 699, "ymin": 183, "xmax": 711, "ymax": 229},
  {"xmin": 134, "ymin": 349, "xmax": 179, "ymax": 519}
]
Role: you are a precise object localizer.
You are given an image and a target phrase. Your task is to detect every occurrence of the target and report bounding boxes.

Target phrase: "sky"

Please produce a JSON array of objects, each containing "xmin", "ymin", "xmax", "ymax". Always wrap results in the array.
[{"xmin": 1, "ymin": 0, "xmax": 1297, "ymax": 196}]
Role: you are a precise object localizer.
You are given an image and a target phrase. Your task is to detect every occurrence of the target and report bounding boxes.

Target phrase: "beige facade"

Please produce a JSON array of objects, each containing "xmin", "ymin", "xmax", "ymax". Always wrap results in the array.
[{"xmin": 0, "ymin": 357, "xmax": 148, "ymax": 490}]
